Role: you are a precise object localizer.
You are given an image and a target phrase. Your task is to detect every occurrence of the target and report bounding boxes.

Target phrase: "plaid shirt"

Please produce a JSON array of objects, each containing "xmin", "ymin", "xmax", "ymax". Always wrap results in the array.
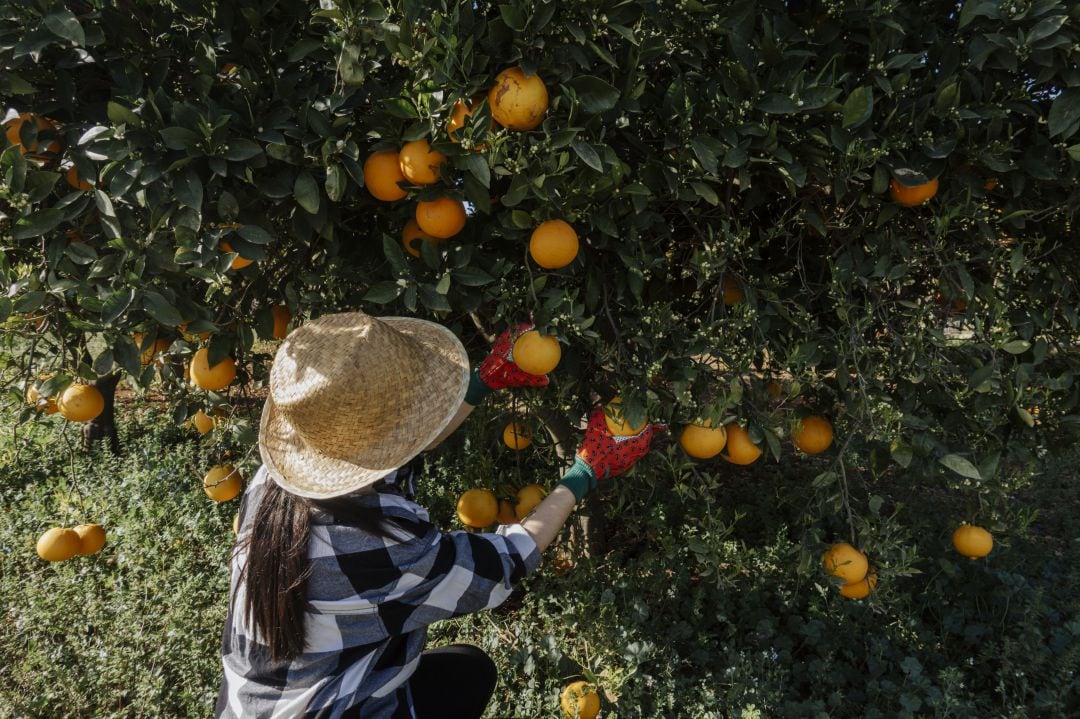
[{"xmin": 214, "ymin": 461, "xmax": 540, "ymax": 718}]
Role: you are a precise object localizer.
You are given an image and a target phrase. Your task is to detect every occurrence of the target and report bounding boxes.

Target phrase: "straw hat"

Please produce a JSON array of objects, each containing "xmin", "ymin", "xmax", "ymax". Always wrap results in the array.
[{"xmin": 258, "ymin": 311, "xmax": 469, "ymax": 498}]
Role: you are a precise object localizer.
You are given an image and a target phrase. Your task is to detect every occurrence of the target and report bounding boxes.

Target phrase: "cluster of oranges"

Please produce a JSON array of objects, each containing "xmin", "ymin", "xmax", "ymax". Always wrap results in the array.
[
  {"xmin": 3, "ymin": 112, "xmax": 94, "ymax": 190},
  {"xmin": 25, "ymin": 378, "xmax": 105, "ymax": 423},
  {"xmin": 456, "ymin": 484, "xmax": 547, "ymax": 529},
  {"xmin": 822, "ymin": 523, "xmax": 994, "ymax": 601},
  {"xmin": 36, "ymin": 523, "xmax": 106, "ymax": 562},
  {"xmin": 678, "ymin": 412, "xmax": 834, "ymax": 464}
]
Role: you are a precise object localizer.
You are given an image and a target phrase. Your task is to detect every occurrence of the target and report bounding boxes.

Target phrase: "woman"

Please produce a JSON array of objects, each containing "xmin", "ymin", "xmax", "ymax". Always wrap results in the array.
[{"xmin": 214, "ymin": 312, "xmax": 661, "ymax": 718}]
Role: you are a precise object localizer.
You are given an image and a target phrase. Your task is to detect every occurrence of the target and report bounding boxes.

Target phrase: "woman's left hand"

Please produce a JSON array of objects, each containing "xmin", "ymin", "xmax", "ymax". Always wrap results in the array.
[{"xmin": 477, "ymin": 323, "xmax": 551, "ymax": 390}]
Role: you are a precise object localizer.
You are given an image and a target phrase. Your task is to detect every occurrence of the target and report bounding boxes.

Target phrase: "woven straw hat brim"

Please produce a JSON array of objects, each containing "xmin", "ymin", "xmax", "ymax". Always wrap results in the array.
[{"xmin": 258, "ymin": 316, "xmax": 469, "ymax": 499}]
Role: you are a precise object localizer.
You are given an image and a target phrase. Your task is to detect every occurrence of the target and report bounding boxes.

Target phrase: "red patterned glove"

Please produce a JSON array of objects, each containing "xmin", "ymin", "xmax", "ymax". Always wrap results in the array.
[
  {"xmin": 576, "ymin": 405, "xmax": 666, "ymax": 480},
  {"xmin": 477, "ymin": 323, "xmax": 551, "ymax": 390}
]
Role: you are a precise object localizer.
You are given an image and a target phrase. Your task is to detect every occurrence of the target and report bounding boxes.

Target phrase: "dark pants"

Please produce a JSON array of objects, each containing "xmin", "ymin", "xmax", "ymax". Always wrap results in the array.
[{"xmin": 410, "ymin": 644, "xmax": 497, "ymax": 719}]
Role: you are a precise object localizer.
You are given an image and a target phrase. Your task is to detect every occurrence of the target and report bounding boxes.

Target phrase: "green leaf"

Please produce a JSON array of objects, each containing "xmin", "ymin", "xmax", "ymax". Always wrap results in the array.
[
  {"xmin": 293, "ymin": 171, "xmax": 320, "ymax": 214},
  {"xmin": 363, "ymin": 282, "xmax": 403, "ymax": 304},
  {"xmin": 690, "ymin": 137, "xmax": 720, "ymax": 176},
  {"xmin": 1027, "ymin": 14, "xmax": 1067, "ymax": 43},
  {"xmin": 1048, "ymin": 89, "xmax": 1080, "ymax": 139},
  {"xmin": 225, "ymin": 139, "xmax": 262, "ymax": 161},
  {"xmin": 142, "ymin": 290, "xmax": 183, "ymax": 326},
  {"xmin": 567, "ymin": 76, "xmax": 620, "ymax": 114},
  {"xmin": 571, "ymin": 138, "xmax": 603, "ymax": 172},
  {"xmin": 325, "ymin": 164, "xmax": 346, "ymax": 202},
  {"xmin": 44, "ymin": 9, "xmax": 85, "ymax": 46},
  {"xmin": 890, "ymin": 441, "xmax": 913, "ymax": 468},
  {"xmin": 1000, "ymin": 339, "xmax": 1031, "ymax": 355},
  {"xmin": 938, "ymin": 453, "xmax": 981, "ymax": 480},
  {"xmin": 842, "ymin": 87, "xmax": 873, "ymax": 128},
  {"xmin": 160, "ymin": 127, "xmax": 201, "ymax": 151},
  {"xmin": 452, "ymin": 267, "xmax": 495, "ymax": 286},
  {"xmin": 758, "ymin": 93, "xmax": 797, "ymax": 114},
  {"xmin": 12, "ymin": 208, "xmax": 63, "ymax": 239},
  {"xmin": 174, "ymin": 169, "xmax": 203, "ymax": 210},
  {"xmin": 107, "ymin": 101, "xmax": 142, "ymax": 127},
  {"xmin": 499, "ymin": 4, "xmax": 526, "ymax": 31},
  {"xmin": 94, "ymin": 190, "xmax": 121, "ymax": 239},
  {"xmin": 458, "ymin": 153, "xmax": 490, "ymax": 188},
  {"xmin": 100, "ymin": 288, "xmax": 136, "ymax": 325},
  {"xmin": 237, "ymin": 224, "xmax": 273, "ymax": 245},
  {"xmin": 419, "ymin": 284, "xmax": 452, "ymax": 311},
  {"xmin": 1, "ymin": 145, "xmax": 27, "ymax": 193}
]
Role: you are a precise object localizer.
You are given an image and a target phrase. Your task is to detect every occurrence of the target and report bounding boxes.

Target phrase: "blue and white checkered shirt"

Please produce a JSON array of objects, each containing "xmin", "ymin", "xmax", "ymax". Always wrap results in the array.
[{"xmin": 214, "ymin": 462, "xmax": 540, "ymax": 718}]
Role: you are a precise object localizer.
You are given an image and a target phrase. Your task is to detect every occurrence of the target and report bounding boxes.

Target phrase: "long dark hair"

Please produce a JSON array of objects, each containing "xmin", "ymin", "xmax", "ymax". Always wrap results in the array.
[{"xmin": 234, "ymin": 478, "xmax": 409, "ymax": 662}]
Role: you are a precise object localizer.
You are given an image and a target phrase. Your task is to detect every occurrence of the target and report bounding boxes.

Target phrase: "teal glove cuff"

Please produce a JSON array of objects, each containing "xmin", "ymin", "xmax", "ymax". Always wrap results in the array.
[
  {"xmin": 557, "ymin": 457, "xmax": 597, "ymax": 502},
  {"xmin": 464, "ymin": 367, "xmax": 491, "ymax": 406}
]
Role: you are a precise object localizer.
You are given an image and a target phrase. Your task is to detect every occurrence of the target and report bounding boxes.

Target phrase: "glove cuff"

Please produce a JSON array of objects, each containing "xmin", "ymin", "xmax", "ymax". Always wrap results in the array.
[
  {"xmin": 464, "ymin": 367, "xmax": 492, "ymax": 406},
  {"xmin": 557, "ymin": 457, "xmax": 597, "ymax": 502}
]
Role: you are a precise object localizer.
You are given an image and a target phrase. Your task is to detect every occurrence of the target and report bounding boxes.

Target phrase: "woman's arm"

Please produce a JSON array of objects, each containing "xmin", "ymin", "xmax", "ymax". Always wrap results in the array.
[{"xmin": 518, "ymin": 484, "xmax": 577, "ymax": 553}]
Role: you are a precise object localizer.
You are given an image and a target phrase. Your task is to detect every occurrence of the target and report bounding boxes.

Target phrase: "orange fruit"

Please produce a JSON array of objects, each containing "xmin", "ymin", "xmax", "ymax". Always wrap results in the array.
[
  {"xmin": 511, "ymin": 330, "xmax": 561, "ymax": 375},
  {"xmin": 220, "ymin": 241, "xmax": 253, "ymax": 270},
  {"xmin": 65, "ymin": 165, "xmax": 92, "ymax": 191},
  {"xmin": 679, "ymin": 420, "xmax": 727, "ymax": 459},
  {"xmin": 720, "ymin": 423, "xmax": 762, "ymax": 465},
  {"xmin": 889, "ymin": 177, "xmax": 939, "ymax": 206},
  {"xmin": 503, "ymin": 421, "xmax": 532, "ymax": 450},
  {"xmin": 529, "ymin": 219, "xmax": 579, "ymax": 269},
  {"xmin": 58, "ymin": 384, "xmax": 105, "ymax": 422},
  {"xmin": 604, "ymin": 396, "xmax": 646, "ymax": 436},
  {"xmin": 722, "ymin": 277, "xmax": 744, "ymax": 305},
  {"xmin": 271, "ymin": 305, "xmax": 291, "ymax": 339},
  {"xmin": 446, "ymin": 100, "xmax": 473, "ymax": 142},
  {"xmin": 839, "ymin": 569, "xmax": 877, "ymax": 599},
  {"xmin": 25, "ymin": 382, "xmax": 59, "ymax": 415},
  {"xmin": 952, "ymin": 524, "xmax": 993, "ymax": 559},
  {"xmin": 133, "ymin": 332, "xmax": 171, "ymax": 366},
  {"xmin": 415, "ymin": 197, "xmax": 467, "ymax": 239},
  {"xmin": 399, "ymin": 138, "xmax": 446, "ymax": 186},
  {"xmin": 4, "ymin": 112, "xmax": 61, "ymax": 162},
  {"xmin": 189, "ymin": 348, "xmax": 237, "ymax": 391},
  {"xmin": 496, "ymin": 499, "xmax": 518, "ymax": 525},
  {"xmin": 36, "ymin": 527, "xmax": 80, "ymax": 562},
  {"xmin": 822, "ymin": 542, "xmax": 868, "ymax": 584},
  {"xmin": 203, "ymin": 464, "xmax": 243, "ymax": 502},
  {"xmin": 793, "ymin": 415, "xmax": 833, "ymax": 455},
  {"xmin": 489, "ymin": 67, "xmax": 548, "ymax": 131},
  {"xmin": 456, "ymin": 488, "xmax": 498, "ymax": 528},
  {"xmin": 192, "ymin": 409, "xmax": 216, "ymax": 434},
  {"xmin": 73, "ymin": 524, "xmax": 106, "ymax": 556},
  {"xmin": 984, "ymin": 177, "xmax": 999, "ymax": 191},
  {"xmin": 514, "ymin": 484, "xmax": 547, "ymax": 520},
  {"xmin": 402, "ymin": 219, "xmax": 441, "ymax": 257},
  {"xmin": 560, "ymin": 681, "xmax": 600, "ymax": 719},
  {"xmin": 363, "ymin": 150, "xmax": 407, "ymax": 201}
]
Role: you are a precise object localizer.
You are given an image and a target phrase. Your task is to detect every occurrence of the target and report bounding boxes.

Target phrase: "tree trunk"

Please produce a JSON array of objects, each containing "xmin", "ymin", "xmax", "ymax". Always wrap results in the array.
[{"xmin": 81, "ymin": 373, "xmax": 121, "ymax": 453}]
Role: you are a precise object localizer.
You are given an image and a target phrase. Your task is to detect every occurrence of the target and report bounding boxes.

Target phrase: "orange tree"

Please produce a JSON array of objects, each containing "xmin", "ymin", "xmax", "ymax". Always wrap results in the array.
[{"xmin": 2, "ymin": 0, "xmax": 1079, "ymax": 577}]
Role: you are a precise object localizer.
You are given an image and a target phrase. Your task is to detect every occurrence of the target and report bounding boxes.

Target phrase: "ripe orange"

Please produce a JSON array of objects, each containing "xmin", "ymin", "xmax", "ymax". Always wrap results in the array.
[
  {"xmin": 952, "ymin": 524, "xmax": 993, "ymax": 559},
  {"xmin": 489, "ymin": 67, "xmax": 549, "ymax": 131},
  {"xmin": 793, "ymin": 415, "xmax": 833, "ymax": 455},
  {"xmin": 398, "ymin": 139, "xmax": 446, "ymax": 186},
  {"xmin": 560, "ymin": 681, "xmax": 600, "ymax": 719},
  {"xmin": 496, "ymin": 499, "xmax": 518, "ymax": 525},
  {"xmin": 822, "ymin": 542, "xmax": 868, "ymax": 584},
  {"xmin": 722, "ymin": 277, "xmax": 744, "ymax": 305},
  {"xmin": 984, "ymin": 177, "xmax": 999, "ymax": 191},
  {"xmin": 503, "ymin": 421, "xmax": 532, "ymax": 450},
  {"xmin": 402, "ymin": 219, "xmax": 441, "ymax": 257},
  {"xmin": 58, "ymin": 384, "xmax": 105, "ymax": 422},
  {"xmin": 26, "ymin": 382, "xmax": 58, "ymax": 415},
  {"xmin": 512, "ymin": 330, "xmax": 561, "ymax": 375},
  {"xmin": 514, "ymin": 484, "xmax": 547, "ymax": 520},
  {"xmin": 133, "ymin": 332, "xmax": 171, "ymax": 366},
  {"xmin": 36, "ymin": 527, "xmax": 80, "ymax": 562},
  {"xmin": 203, "ymin": 464, "xmax": 243, "ymax": 502},
  {"xmin": 456, "ymin": 488, "xmax": 498, "ymax": 528},
  {"xmin": 65, "ymin": 165, "xmax": 92, "ymax": 191},
  {"xmin": 446, "ymin": 101, "xmax": 473, "ymax": 142},
  {"xmin": 363, "ymin": 150, "xmax": 407, "ymax": 202},
  {"xmin": 839, "ymin": 569, "xmax": 877, "ymax": 599},
  {"xmin": 220, "ymin": 241, "xmax": 253, "ymax": 270},
  {"xmin": 189, "ymin": 348, "xmax": 237, "ymax": 391},
  {"xmin": 73, "ymin": 523, "xmax": 107, "ymax": 556},
  {"xmin": 889, "ymin": 177, "xmax": 939, "ymax": 206},
  {"xmin": 720, "ymin": 423, "xmax": 762, "ymax": 465},
  {"xmin": 415, "ymin": 197, "xmax": 467, "ymax": 239},
  {"xmin": 271, "ymin": 305, "xmax": 291, "ymax": 340},
  {"xmin": 679, "ymin": 420, "xmax": 727, "ymax": 459},
  {"xmin": 4, "ymin": 112, "xmax": 61, "ymax": 161},
  {"xmin": 192, "ymin": 409, "xmax": 216, "ymax": 434},
  {"xmin": 529, "ymin": 219, "xmax": 579, "ymax": 269},
  {"xmin": 604, "ymin": 396, "xmax": 646, "ymax": 436}
]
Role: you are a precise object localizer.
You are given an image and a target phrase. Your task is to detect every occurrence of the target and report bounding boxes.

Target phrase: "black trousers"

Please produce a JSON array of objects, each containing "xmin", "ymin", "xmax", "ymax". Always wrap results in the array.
[{"xmin": 409, "ymin": 644, "xmax": 497, "ymax": 719}]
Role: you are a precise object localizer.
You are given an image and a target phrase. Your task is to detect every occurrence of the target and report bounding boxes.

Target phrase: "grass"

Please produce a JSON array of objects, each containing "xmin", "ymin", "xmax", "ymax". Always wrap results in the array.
[{"xmin": 1, "ymin": 395, "xmax": 1078, "ymax": 717}]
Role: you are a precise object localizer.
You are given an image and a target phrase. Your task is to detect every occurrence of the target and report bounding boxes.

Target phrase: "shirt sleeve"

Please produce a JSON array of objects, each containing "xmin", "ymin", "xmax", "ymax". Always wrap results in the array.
[{"xmin": 379, "ymin": 523, "xmax": 541, "ymax": 632}]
